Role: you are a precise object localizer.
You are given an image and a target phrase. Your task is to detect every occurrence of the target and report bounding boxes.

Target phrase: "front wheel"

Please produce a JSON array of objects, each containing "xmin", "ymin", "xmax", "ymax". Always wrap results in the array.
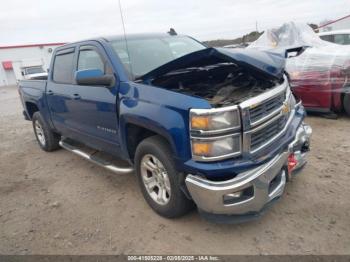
[
  {"xmin": 343, "ymin": 93, "xmax": 350, "ymax": 116},
  {"xmin": 135, "ymin": 136, "xmax": 194, "ymax": 218},
  {"xmin": 32, "ymin": 112, "xmax": 60, "ymax": 152}
]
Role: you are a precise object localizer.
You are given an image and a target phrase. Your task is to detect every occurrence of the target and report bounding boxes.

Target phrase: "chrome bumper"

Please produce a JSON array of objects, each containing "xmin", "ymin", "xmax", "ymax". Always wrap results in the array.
[
  {"xmin": 185, "ymin": 123, "xmax": 312, "ymax": 216},
  {"xmin": 288, "ymin": 123, "xmax": 312, "ymax": 171}
]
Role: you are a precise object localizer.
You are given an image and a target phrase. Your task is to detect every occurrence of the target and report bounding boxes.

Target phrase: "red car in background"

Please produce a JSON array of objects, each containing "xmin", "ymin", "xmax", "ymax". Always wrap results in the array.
[
  {"xmin": 248, "ymin": 22, "xmax": 350, "ymax": 116},
  {"xmin": 288, "ymin": 64, "xmax": 350, "ymax": 116}
]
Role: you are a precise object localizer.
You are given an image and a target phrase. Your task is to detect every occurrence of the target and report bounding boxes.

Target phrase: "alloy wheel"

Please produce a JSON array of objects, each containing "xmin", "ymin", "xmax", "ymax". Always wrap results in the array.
[{"xmin": 140, "ymin": 154, "xmax": 171, "ymax": 205}]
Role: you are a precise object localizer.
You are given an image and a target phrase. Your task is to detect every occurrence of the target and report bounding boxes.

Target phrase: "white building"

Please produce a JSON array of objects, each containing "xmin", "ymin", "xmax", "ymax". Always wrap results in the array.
[
  {"xmin": 0, "ymin": 43, "xmax": 64, "ymax": 86},
  {"xmin": 318, "ymin": 14, "xmax": 350, "ymax": 32}
]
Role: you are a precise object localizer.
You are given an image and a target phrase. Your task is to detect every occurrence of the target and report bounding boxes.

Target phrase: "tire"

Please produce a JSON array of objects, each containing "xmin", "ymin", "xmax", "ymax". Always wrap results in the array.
[
  {"xmin": 32, "ymin": 112, "xmax": 60, "ymax": 152},
  {"xmin": 343, "ymin": 93, "xmax": 350, "ymax": 116},
  {"xmin": 134, "ymin": 135, "xmax": 194, "ymax": 218}
]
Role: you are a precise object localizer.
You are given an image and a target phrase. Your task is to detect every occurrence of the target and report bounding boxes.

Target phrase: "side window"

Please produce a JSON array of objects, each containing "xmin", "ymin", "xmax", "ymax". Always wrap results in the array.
[
  {"xmin": 53, "ymin": 51, "xmax": 75, "ymax": 84},
  {"xmin": 334, "ymin": 34, "xmax": 350, "ymax": 45},
  {"xmin": 77, "ymin": 49, "xmax": 104, "ymax": 72},
  {"xmin": 320, "ymin": 35, "xmax": 334, "ymax": 43}
]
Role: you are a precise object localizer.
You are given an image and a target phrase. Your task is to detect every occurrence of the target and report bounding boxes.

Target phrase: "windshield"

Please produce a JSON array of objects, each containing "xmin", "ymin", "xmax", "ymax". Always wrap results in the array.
[
  {"xmin": 25, "ymin": 67, "xmax": 45, "ymax": 74},
  {"xmin": 110, "ymin": 36, "xmax": 206, "ymax": 78}
]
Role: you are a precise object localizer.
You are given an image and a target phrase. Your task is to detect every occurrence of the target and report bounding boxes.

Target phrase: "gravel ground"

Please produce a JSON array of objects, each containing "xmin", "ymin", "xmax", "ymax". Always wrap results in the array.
[{"xmin": 0, "ymin": 85, "xmax": 349, "ymax": 255}]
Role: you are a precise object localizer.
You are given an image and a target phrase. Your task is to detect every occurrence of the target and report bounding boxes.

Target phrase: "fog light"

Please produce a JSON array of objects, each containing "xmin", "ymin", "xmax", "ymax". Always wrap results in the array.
[{"xmin": 223, "ymin": 191, "xmax": 242, "ymax": 202}]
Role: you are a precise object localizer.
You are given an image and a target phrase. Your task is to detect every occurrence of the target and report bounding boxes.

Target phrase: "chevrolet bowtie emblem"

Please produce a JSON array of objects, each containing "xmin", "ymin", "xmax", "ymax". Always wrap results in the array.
[{"xmin": 282, "ymin": 102, "xmax": 290, "ymax": 114}]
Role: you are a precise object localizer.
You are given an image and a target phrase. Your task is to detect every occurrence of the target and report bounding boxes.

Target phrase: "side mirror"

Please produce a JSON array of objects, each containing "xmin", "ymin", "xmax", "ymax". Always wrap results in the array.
[
  {"xmin": 75, "ymin": 69, "xmax": 115, "ymax": 87},
  {"xmin": 21, "ymin": 72, "xmax": 24, "ymax": 76}
]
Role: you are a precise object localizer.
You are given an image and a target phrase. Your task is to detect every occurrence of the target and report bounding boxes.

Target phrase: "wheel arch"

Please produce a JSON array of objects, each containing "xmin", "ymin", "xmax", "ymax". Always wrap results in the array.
[
  {"xmin": 25, "ymin": 101, "xmax": 39, "ymax": 119},
  {"xmin": 341, "ymin": 91, "xmax": 350, "ymax": 115},
  {"xmin": 122, "ymin": 121, "xmax": 176, "ymax": 163},
  {"xmin": 118, "ymin": 95, "xmax": 193, "ymax": 163}
]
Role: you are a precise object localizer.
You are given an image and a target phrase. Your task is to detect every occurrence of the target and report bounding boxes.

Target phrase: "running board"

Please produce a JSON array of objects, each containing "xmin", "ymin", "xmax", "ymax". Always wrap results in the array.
[{"xmin": 59, "ymin": 140, "xmax": 134, "ymax": 174}]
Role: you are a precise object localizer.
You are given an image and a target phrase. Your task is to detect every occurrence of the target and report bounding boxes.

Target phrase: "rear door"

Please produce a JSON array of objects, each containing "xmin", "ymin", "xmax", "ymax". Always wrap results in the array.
[{"xmin": 46, "ymin": 47, "xmax": 76, "ymax": 135}]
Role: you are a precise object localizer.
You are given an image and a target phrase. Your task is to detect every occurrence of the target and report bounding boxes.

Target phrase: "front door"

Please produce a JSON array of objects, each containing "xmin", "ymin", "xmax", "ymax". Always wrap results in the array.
[{"xmin": 69, "ymin": 44, "xmax": 120, "ymax": 148}]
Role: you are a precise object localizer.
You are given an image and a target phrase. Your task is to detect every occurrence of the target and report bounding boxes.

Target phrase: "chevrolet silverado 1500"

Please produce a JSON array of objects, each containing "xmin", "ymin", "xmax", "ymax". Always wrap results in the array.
[{"xmin": 18, "ymin": 34, "xmax": 312, "ymax": 223}]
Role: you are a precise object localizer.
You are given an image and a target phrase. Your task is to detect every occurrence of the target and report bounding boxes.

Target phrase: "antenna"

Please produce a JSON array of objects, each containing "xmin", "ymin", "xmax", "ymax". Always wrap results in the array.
[{"xmin": 118, "ymin": 0, "xmax": 134, "ymax": 78}]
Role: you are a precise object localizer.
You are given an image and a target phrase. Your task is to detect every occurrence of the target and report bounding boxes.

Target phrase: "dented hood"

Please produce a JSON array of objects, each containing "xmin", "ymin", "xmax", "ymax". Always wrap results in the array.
[{"xmin": 139, "ymin": 47, "xmax": 286, "ymax": 82}]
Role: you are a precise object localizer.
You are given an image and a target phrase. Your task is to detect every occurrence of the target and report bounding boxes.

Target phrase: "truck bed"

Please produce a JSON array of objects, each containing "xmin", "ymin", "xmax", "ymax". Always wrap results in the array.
[
  {"xmin": 18, "ymin": 80, "xmax": 47, "ymax": 120},
  {"xmin": 19, "ymin": 79, "xmax": 47, "ymax": 90}
]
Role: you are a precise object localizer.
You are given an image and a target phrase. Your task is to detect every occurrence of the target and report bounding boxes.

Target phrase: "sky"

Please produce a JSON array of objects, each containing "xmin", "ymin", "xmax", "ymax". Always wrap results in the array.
[{"xmin": 0, "ymin": 0, "xmax": 349, "ymax": 45}]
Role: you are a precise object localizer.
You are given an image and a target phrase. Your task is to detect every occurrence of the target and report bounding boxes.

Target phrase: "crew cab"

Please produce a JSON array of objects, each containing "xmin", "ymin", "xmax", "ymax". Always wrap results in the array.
[{"xmin": 18, "ymin": 34, "xmax": 312, "ymax": 223}]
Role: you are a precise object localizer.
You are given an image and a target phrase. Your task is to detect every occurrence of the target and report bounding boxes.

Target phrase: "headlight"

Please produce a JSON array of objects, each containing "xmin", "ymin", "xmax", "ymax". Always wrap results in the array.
[
  {"xmin": 190, "ymin": 106, "xmax": 242, "ymax": 161},
  {"xmin": 190, "ymin": 106, "xmax": 240, "ymax": 134},
  {"xmin": 191, "ymin": 135, "xmax": 241, "ymax": 161}
]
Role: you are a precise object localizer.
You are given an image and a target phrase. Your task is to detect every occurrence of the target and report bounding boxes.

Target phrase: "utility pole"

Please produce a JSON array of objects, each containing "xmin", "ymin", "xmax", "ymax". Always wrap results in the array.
[{"xmin": 255, "ymin": 21, "xmax": 258, "ymax": 32}]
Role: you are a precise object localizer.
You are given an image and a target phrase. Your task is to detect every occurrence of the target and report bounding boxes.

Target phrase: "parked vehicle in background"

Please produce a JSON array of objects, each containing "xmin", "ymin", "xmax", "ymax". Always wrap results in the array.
[
  {"xmin": 18, "ymin": 33, "xmax": 312, "ymax": 223},
  {"xmin": 287, "ymin": 56, "xmax": 350, "ymax": 116},
  {"xmin": 21, "ymin": 66, "xmax": 48, "ymax": 80},
  {"xmin": 318, "ymin": 30, "xmax": 350, "ymax": 45},
  {"xmin": 249, "ymin": 22, "xmax": 350, "ymax": 116}
]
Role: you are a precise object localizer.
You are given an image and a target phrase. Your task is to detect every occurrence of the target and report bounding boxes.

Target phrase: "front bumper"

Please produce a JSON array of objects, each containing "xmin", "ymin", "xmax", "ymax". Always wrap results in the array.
[
  {"xmin": 185, "ymin": 123, "xmax": 312, "ymax": 219},
  {"xmin": 289, "ymin": 123, "xmax": 312, "ymax": 172}
]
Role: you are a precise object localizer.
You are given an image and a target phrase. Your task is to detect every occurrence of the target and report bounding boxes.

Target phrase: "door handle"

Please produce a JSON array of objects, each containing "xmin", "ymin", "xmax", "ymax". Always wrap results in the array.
[
  {"xmin": 72, "ymin": 94, "xmax": 81, "ymax": 100},
  {"xmin": 47, "ymin": 90, "xmax": 54, "ymax": 95}
]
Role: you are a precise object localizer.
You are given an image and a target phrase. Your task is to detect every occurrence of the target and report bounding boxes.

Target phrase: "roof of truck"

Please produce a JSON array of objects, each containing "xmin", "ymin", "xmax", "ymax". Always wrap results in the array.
[
  {"xmin": 54, "ymin": 33, "xmax": 185, "ymax": 51},
  {"xmin": 103, "ymin": 33, "xmax": 181, "ymax": 42}
]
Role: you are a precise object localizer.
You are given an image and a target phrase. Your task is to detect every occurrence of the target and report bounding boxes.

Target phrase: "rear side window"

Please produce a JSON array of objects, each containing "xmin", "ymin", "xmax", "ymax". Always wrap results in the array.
[
  {"xmin": 334, "ymin": 34, "xmax": 350, "ymax": 45},
  {"xmin": 53, "ymin": 51, "xmax": 75, "ymax": 84},
  {"xmin": 78, "ymin": 49, "xmax": 104, "ymax": 72},
  {"xmin": 320, "ymin": 34, "xmax": 334, "ymax": 43}
]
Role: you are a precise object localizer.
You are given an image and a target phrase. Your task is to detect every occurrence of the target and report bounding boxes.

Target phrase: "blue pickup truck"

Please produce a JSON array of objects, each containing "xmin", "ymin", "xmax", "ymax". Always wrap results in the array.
[{"xmin": 18, "ymin": 33, "xmax": 312, "ymax": 223}]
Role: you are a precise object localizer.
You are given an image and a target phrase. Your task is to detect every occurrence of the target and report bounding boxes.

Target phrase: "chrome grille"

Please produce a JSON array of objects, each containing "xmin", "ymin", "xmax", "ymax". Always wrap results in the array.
[
  {"xmin": 249, "ymin": 92, "xmax": 285, "ymax": 125},
  {"xmin": 239, "ymin": 76, "xmax": 293, "ymax": 154},
  {"xmin": 250, "ymin": 115, "xmax": 288, "ymax": 151}
]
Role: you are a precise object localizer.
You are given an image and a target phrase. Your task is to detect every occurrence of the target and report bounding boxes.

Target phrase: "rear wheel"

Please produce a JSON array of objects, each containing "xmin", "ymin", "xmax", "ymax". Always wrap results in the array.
[
  {"xmin": 135, "ymin": 135, "xmax": 194, "ymax": 218},
  {"xmin": 32, "ymin": 112, "xmax": 60, "ymax": 152},
  {"xmin": 343, "ymin": 93, "xmax": 350, "ymax": 116}
]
